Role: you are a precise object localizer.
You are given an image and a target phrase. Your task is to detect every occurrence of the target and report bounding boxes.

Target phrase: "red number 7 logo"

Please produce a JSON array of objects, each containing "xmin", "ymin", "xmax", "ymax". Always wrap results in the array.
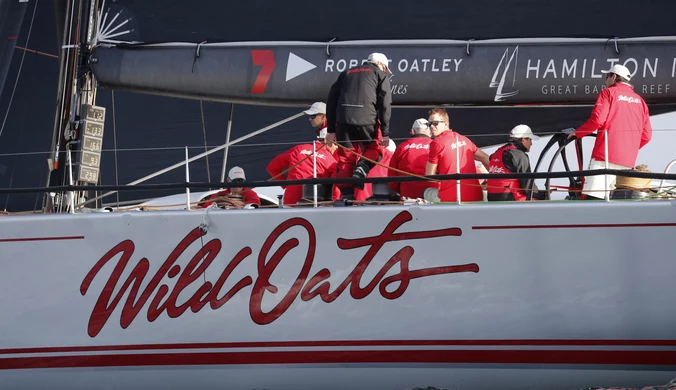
[{"xmin": 250, "ymin": 50, "xmax": 276, "ymax": 94}]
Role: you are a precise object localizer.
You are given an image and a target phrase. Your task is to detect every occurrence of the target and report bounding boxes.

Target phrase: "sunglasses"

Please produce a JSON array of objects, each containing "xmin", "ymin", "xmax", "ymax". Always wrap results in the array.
[
  {"xmin": 428, "ymin": 120, "xmax": 446, "ymax": 127},
  {"xmin": 308, "ymin": 114, "xmax": 322, "ymax": 119},
  {"xmin": 232, "ymin": 178, "xmax": 245, "ymax": 183}
]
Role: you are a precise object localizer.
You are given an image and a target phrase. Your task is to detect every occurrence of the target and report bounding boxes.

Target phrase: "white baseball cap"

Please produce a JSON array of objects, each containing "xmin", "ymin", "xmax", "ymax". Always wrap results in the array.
[
  {"xmin": 601, "ymin": 64, "xmax": 632, "ymax": 81},
  {"xmin": 412, "ymin": 118, "xmax": 429, "ymax": 132},
  {"xmin": 303, "ymin": 102, "xmax": 326, "ymax": 115},
  {"xmin": 368, "ymin": 53, "xmax": 391, "ymax": 73},
  {"xmin": 509, "ymin": 124, "xmax": 539, "ymax": 140},
  {"xmin": 228, "ymin": 166, "xmax": 246, "ymax": 181}
]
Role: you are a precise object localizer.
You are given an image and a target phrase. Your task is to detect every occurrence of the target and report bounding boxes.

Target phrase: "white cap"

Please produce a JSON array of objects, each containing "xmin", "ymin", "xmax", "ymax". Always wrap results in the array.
[
  {"xmin": 368, "ymin": 53, "xmax": 391, "ymax": 73},
  {"xmin": 228, "ymin": 166, "xmax": 246, "ymax": 181},
  {"xmin": 601, "ymin": 64, "xmax": 632, "ymax": 81},
  {"xmin": 509, "ymin": 124, "xmax": 539, "ymax": 140},
  {"xmin": 412, "ymin": 118, "xmax": 429, "ymax": 132},
  {"xmin": 303, "ymin": 102, "xmax": 326, "ymax": 115},
  {"xmin": 317, "ymin": 128, "xmax": 328, "ymax": 139}
]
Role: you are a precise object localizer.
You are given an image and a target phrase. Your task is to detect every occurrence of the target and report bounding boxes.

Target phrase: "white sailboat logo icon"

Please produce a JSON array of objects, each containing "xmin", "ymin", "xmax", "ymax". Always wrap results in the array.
[{"xmin": 489, "ymin": 46, "xmax": 520, "ymax": 102}]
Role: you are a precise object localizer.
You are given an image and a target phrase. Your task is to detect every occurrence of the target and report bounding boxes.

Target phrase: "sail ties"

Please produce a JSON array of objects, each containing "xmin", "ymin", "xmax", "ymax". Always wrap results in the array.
[
  {"xmin": 192, "ymin": 41, "xmax": 208, "ymax": 73},
  {"xmin": 605, "ymin": 36, "xmax": 621, "ymax": 54},
  {"xmin": 466, "ymin": 38, "xmax": 475, "ymax": 56},
  {"xmin": 326, "ymin": 38, "xmax": 336, "ymax": 57}
]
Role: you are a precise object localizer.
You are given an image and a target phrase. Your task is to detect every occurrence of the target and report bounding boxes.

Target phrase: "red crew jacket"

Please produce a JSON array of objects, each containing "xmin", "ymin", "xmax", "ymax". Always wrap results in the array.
[
  {"xmin": 486, "ymin": 144, "xmax": 527, "ymax": 201},
  {"xmin": 575, "ymin": 82, "xmax": 652, "ymax": 167},
  {"xmin": 428, "ymin": 130, "xmax": 483, "ymax": 202},
  {"xmin": 388, "ymin": 135, "xmax": 439, "ymax": 199},
  {"xmin": 267, "ymin": 141, "xmax": 338, "ymax": 205}
]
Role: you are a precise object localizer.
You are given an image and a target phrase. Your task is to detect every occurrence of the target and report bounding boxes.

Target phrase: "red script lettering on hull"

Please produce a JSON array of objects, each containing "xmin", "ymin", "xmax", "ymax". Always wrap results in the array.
[{"xmin": 80, "ymin": 211, "xmax": 479, "ymax": 337}]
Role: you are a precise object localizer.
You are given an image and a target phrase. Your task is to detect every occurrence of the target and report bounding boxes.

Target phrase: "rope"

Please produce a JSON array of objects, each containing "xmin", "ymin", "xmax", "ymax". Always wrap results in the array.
[
  {"xmin": 14, "ymin": 46, "xmax": 59, "ymax": 59},
  {"xmin": 267, "ymin": 142, "xmax": 329, "ymax": 181},
  {"xmin": 334, "ymin": 142, "xmax": 440, "ymax": 183}
]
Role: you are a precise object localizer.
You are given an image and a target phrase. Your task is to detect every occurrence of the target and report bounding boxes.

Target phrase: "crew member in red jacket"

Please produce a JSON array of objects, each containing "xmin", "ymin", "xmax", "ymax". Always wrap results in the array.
[
  {"xmin": 487, "ymin": 125, "xmax": 546, "ymax": 201},
  {"xmin": 198, "ymin": 166, "xmax": 261, "ymax": 208},
  {"xmin": 267, "ymin": 103, "xmax": 338, "ymax": 206},
  {"xmin": 388, "ymin": 118, "xmax": 439, "ymax": 199},
  {"xmin": 426, "ymin": 108, "xmax": 490, "ymax": 202},
  {"xmin": 569, "ymin": 64, "xmax": 652, "ymax": 200}
]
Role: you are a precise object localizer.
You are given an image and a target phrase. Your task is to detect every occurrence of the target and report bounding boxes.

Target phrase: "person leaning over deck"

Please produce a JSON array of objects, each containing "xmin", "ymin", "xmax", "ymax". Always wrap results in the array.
[
  {"xmin": 568, "ymin": 64, "xmax": 652, "ymax": 200},
  {"xmin": 388, "ymin": 118, "xmax": 439, "ymax": 199},
  {"xmin": 198, "ymin": 166, "xmax": 261, "ymax": 208},
  {"xmin": 266, "ymin": 105, "xmax": 338, "ymax": 206},
  {"xmin": 486, "ymin": 125, "xmax": 546, "ymax": 201},
  {"xmin": 325, "ymin": 52, "xmax": 392, "ymax": 190},
  {"xmin": 425, "ymin": 108, "xmax": 490, "ymax": 202}
]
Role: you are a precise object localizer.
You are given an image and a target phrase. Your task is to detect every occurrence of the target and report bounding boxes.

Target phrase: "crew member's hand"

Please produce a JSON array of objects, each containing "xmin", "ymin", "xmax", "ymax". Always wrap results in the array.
[
  {"xmin": 325, "ymin": 132, "xmax": 337, "ymax": 145},
  {"xmin": 563, "ymin": 127, "xmax": 577, "ymax": 139},
  {"xmin": 380, "ymin": 136, "xmax": 390, "ymax": 147}
]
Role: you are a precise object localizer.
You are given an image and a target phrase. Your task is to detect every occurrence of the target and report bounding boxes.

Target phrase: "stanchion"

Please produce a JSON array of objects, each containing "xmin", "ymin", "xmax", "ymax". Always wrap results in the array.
[
  {"xmin": 456, "ymin": 135, "xmax": 461, "ymax": 204},
  {"xmin": 313, "ymin": 140, "xmax": 318, "ymax": 208},
  {"xmin": 604, "ymin": 130, "xmax": 610, "ymax": 202},
  {"xmin": 185, "ymin": 147, "xmax": 191, "ymax": 210},
  {"xmin": 67, "ymin": 149, "xmax": 75, "ymax": 214}
]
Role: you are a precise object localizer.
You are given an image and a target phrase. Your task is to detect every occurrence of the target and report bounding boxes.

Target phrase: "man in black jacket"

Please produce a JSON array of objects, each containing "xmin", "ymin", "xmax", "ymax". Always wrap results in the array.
[
  {"xmin": 326, "ymin": 52, "xmax": 392, "ymax": 190},
  {"xmin": 486, "ymin": 125, "xmax": 547, "ymax": 201}
]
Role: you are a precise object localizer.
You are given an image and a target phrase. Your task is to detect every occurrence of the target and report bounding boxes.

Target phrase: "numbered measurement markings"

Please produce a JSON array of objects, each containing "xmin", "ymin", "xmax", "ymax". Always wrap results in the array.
[{"xmin": 77, "ymin": 104, "xmax": 106, "ymax": 184}]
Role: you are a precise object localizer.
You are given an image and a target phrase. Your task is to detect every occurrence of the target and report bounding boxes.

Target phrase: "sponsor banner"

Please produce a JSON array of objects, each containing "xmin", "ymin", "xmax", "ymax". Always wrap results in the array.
[{"xmin": 92, "ymin": 39, "xmax": 676, "ymax": 106}]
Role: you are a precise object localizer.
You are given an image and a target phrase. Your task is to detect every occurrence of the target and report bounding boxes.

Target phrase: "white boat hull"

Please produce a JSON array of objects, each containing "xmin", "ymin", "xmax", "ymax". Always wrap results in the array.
[{"xmin": 1, "ymin": 202, "xmax": 675, "ymax": 389}]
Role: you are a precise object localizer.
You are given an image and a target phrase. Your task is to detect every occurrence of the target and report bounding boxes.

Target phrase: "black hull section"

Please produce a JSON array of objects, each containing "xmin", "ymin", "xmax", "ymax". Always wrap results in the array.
[{"xmin": 91, "ymin": 39, "xmax": 676, "ymax": 107}]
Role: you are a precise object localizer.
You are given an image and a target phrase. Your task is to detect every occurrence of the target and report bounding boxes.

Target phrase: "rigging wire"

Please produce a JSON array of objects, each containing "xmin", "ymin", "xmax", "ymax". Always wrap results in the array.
[
  {"xmin": 111, "ymin": 90, "xmax": 120, "ymax": 208},
  {"xmin": 199, "ymin": 100, "xmax": 211, "ymax": 182},
  {"xmin": 0, "ymin": 0, "xmax": 39, "ymax": 139}
]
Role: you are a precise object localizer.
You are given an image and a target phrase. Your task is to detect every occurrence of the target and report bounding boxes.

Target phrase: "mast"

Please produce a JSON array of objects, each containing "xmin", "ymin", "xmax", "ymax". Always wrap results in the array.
[{"xmin": 46, "ymin": 0, "xmax": 101, "ymax": 212}]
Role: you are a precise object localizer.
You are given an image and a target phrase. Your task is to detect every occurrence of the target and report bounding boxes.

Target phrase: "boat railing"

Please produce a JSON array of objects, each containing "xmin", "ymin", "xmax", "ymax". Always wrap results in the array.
[
  {"xmin": 1, "ymin": 167, "xmax": 674, "ymax": 210},
  {"xmin": 659, "ymin": 159, "xmax": 676, "ymax": 193}
]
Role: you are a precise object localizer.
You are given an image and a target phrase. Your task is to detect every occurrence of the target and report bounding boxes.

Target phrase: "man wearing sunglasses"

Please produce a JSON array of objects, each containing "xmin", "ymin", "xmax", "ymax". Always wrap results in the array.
[
  {"xmin": 425, "ymin": 108, "xmax": 490, "ymax": 203},
  {"xmin": 325, "ymin": 52, "xmax": 392, "ymax": 192},
  {"xmin": 568, "ymin": 64, "xmax": 652, "ymax": 200},
  {"xmin": 198, "ymin": 166, "xmax": 261, "ymax": 208},
  {"xmin": 267, "ymin": 103, "xmax": 338, "ymax": 206}
]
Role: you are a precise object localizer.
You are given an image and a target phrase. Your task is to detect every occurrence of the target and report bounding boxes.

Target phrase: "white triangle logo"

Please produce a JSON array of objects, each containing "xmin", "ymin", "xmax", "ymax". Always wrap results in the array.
[{"xmin": 286, "ymin": 53, "xmax": 316, "ymax": 82}]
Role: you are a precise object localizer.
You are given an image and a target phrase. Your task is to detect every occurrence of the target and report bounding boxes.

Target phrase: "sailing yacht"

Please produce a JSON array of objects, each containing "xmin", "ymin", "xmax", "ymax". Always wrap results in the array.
[{"xmin": 0, "ymin": 1, "xmax": 675, "ymax": 389}]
